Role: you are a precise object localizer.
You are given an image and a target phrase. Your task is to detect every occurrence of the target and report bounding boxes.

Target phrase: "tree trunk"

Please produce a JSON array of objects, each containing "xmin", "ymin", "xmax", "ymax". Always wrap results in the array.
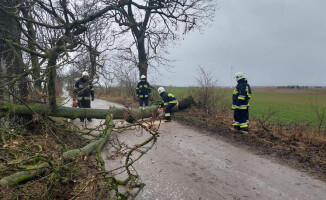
[
  {"xmin": 137, "ymin": 39, "xmax": 148, "ymax": 78},
  {"xmin": 175, "ymin": 96, "xmax": 194, "ymax": 111},
  {"xmin": 89, "ymin": 48, "xmax": 97, "ymax": 80},
  {"xmin": 0, "ymin": 102, "xmax": 157, "ymax": 121},
  {"xmin": 47, "ymin": 52, "xmax": 59, "ymax": 110},
  {"xmin": 0, "ymin": 0, "xmax": 28, "ymax": 103},
  {"xmin": 22, "ymin": 9, "xmax": 41, "ymax": 90},
  {"xmin": 0, "ymin": 96, "xmax": 194, "ymax": 120}
]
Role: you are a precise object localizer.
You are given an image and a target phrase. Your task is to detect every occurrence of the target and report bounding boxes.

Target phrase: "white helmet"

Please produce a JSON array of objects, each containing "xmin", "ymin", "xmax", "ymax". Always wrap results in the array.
[
  {"xmin": 158, "ymin": 87, "xmax": 165, "ymax": 94},
  {"xmin": 234, "ymin": 72, "xmax": 245, "ymax": 81},
  {"xmin": 140, "ymin": 75, "xmax": 146, "ymax": 79},
  {"xmin": 82, "ymin": 71, "xmax": 89, "ymax": 77}
]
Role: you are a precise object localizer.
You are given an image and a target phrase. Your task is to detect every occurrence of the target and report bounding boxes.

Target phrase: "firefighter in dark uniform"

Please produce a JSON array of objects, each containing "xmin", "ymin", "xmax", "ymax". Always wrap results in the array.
[
  {"xmin": 74, "ymin": 71, "xmax": 94, "ymax": 122},
  {"xmin": 231, "ymin": 72, "xmax": 250, "ymax": 134},
  {"xmin": 158, "ymin": 87, "xmax": 178, "ymax": 122},
  {"xmin": 136, "ymin": 75, "xmax": 151, "ymax": 109}
]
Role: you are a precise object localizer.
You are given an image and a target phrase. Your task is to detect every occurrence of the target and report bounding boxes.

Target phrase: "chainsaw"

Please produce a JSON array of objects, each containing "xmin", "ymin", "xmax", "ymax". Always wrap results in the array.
[{"xmin": 72, "ymin": 99, "xmax": 78, "ymax": 107}]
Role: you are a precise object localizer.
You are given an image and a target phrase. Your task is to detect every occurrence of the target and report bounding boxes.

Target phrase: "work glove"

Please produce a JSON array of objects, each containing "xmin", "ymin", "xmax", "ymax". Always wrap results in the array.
[{"xmin": 92, "ymin": 97, "xmax": 94, "ymax": 101}]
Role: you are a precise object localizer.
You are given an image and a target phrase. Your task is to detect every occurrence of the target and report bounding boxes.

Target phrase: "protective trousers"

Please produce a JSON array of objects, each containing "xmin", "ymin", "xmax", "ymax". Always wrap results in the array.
[
  {"xmin": 165, "ymin": 103, "xmax": 177, "ymax": 121},
  {"xmin": 78, "ymin": 100, "xmax": 91, "ymax": 121},
  {"xmin": 139, "ymin": 97, "xmax": 149, "ymax": 107},
  {"xmin": 233, "ymin": 109, "xmax": 248, "ymax": 131},
  {"xmin": 244, "ymin": 107, "xmax": 249, "ymax": 124}
]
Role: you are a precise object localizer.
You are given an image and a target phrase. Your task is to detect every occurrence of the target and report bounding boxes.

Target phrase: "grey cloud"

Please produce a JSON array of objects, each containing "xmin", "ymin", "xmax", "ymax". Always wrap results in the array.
[{"xmin": 155, "ymin": 0, "xmax": 326, "ymax": 86}]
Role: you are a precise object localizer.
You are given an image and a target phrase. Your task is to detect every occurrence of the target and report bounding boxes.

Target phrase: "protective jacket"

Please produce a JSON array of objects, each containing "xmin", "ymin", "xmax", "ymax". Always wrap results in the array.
[
  {"xmin": 136, "ymin": 81, "xmax": 151, "ymax": 98},
  {"xmin": 159, "ymin": 92, "xmax": 178, "ymax": 108},
  {"xmin": 74, "ymin": 78, "xmax": 94, "ymax": 101},
  {"xmin": 232, "ymin": 79, "xmax": 251, "ymax": 109}
]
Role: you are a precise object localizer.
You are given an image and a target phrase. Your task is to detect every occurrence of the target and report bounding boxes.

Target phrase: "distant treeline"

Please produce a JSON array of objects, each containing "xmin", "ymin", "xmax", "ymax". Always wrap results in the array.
[{"xmin": 277, "ymin": 85, "xmax": 324, "ymax": 89}]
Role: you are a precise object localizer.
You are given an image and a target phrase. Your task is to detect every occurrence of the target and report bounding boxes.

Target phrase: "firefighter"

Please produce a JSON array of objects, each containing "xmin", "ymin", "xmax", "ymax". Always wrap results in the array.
[
  {"xmin": 74, "ymin": 71, "xmax": 95, "ymax": 122},
  {"xmin": 158, "ymin": 87, "xmax": 178, "ymax": 122},
  {"xmin": 231, "ymin": 72, "xmax": 250, "ymax": 134},
  {"xmin": 136, "ymin": 75, "xmax": 151, "ymax": 109}
]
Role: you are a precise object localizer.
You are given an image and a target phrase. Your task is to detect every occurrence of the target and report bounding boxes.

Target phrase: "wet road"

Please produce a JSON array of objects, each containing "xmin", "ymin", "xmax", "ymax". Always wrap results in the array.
[
  {"xmin": 65, "ymin": 96, "xmax": 326, "ymax": 200},
  {"xmin": 103, "ymin": 121, "xmax": 326, "ymax": 200}
]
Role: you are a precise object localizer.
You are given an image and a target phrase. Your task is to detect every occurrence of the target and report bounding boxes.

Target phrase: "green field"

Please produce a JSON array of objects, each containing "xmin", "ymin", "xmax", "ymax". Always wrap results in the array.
[
  {"xmin": 99, "ymin": 86, "xmax": 326, "ymax": 126},
  {"xmin": 165, "ymin": 87, "xmax": 326, "ymax": 126}
]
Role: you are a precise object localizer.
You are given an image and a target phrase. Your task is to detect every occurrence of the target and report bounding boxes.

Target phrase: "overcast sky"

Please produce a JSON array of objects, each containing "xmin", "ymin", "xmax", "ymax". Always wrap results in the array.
[{"xmin": 155, "ymin": 0, "xmax": 326, "ymax": 87}]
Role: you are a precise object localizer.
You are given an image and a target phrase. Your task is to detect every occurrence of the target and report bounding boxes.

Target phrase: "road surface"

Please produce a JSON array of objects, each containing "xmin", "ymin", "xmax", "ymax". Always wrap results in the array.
[{"xmin": 66, "ymin": 97, "xmax": 326, "ymax": 200}]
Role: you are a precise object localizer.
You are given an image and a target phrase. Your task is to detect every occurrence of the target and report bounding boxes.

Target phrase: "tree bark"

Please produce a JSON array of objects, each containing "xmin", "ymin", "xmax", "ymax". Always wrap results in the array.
[
  {"xmin": 174, "ymin": 96, "xmax": 194, "ymax": 111},
  {"xmin": 0, "ymin": 101, "xmax": 158, "ymax": 121},
  {"xmin": 21, "ymin": 8, "xmax": 42, "ymax": 90},
  {"xmin": 47, "ymin": 52, "xmax": 59, "ymax": 110},
  {"xmin": 89, "ymin": 48, "xmax": 97, "ymax": 80},
  {"xmin": 137, "ymin": 38, "xmax": 148, "ymax": 78},
  {"xmin": 0, "ymin": 0, "xmax": 28, "ymax": 103},
  {"xmin": 0, "ymin": 96, "xmax": 194, "ymax": 120}
]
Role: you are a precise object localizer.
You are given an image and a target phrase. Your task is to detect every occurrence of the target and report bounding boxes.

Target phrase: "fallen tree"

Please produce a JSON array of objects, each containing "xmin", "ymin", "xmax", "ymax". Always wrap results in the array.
[
  {"xmin": 0, "ymin": 96, "xmax": 194, "ymax": 120},
  {"xmin": 0, "ymin": 96, "xmax": 194, "ymax": 188},
  {"xmin": 0, "ymin": 101, "xmax": 157, "ymax": 122}
]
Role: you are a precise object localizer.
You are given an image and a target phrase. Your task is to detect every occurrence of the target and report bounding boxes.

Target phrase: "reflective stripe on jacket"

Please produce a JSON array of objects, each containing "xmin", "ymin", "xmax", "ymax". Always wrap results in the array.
[
  {"xmin": 74, "ymin": 78, "xmax": 94, "ymax": 101},
  {"xmin": 232, "ymin": 79, "xmax": 251, "ymax": 109},
  {"xmin": 136, "ymin": 81, "xmax": 151, "ymax": 97},
  {"xmin": 159, "ymin": 92, "xmax": 178, "ymax": 108}
]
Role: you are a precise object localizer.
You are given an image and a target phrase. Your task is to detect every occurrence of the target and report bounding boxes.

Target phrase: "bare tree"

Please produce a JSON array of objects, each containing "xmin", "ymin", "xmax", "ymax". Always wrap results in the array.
[
  {"xmin": 75, "ymin": 1, "xmax": 117, "ymax": 81},
  {"xmin": 115, "ymin": 65, "xmax": 139, "ymax": 100},
  {"xmin": 0, "ymin": 0, "xmax": 119, "ymax": 110},
  {"xmin": 112, "ymin": 0, "xmax": 216, "ymax": 77},
  {"xmin": 0, "ymin": 1, "xmax": 177, "ymax": 198},
  {"xmin": 20, "ymin": 3, "xmax": 42, "ymax": 90},
  {"xmin": 194, "ymin": 66, "xmax": 218, "ymax": 114}
]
